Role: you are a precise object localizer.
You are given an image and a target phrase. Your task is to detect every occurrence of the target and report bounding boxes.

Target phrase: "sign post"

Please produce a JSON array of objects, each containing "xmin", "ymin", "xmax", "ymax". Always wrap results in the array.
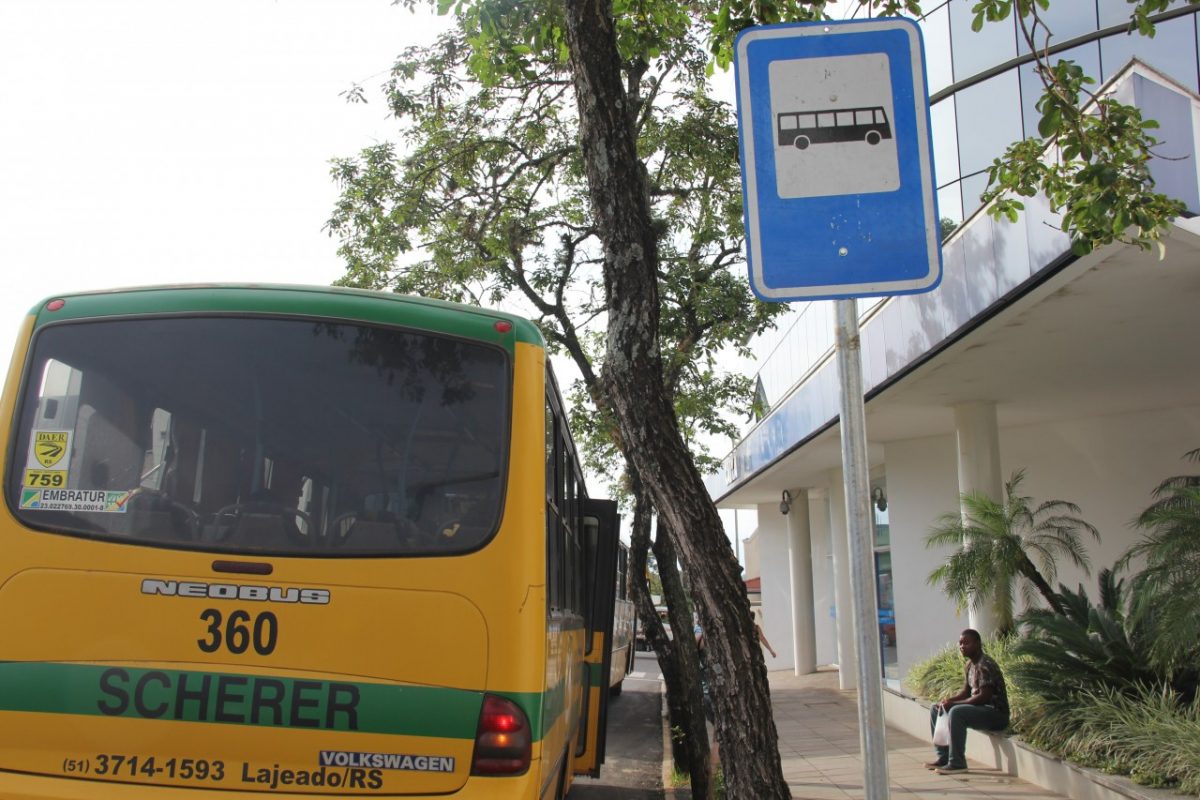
[{"xmin": 734, "ymin": 18, "xmax": 941, "ymax": 800}]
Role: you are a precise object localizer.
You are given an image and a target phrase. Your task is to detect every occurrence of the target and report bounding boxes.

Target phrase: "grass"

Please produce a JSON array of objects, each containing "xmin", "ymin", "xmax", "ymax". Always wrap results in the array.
[
  {"xmin": 1025, "ymin": 685, "xmax": 1200, "ymax": 795},
  {"xmin": 669, "ymin": 765, "xmax": 725, "ymax": 799}
]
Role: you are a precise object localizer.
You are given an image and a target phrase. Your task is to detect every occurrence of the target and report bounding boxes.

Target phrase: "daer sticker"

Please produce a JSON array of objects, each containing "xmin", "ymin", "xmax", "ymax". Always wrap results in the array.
[{"xmin": 28, "ymin": 430, "xmax": 71, "ymax": 470}]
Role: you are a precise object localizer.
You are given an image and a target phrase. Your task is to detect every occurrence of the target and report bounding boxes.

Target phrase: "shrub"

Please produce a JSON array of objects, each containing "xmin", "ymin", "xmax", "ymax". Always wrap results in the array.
[{"xmin": 1011, "ymin": 570, "xmax": 1164, "ymax": 708}]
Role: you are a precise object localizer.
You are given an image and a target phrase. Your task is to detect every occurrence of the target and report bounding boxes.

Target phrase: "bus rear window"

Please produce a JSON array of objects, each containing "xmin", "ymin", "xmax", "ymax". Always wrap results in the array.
[{"xmin": 8, "ymin": 316, "xmax": 509, "ymax": 556}]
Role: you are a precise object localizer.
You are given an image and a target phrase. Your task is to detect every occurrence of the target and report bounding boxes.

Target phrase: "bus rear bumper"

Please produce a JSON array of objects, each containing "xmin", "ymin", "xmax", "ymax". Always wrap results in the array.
[{"xmin": 0, "ymin": 770, "xmax": 545, "ymax": 799}]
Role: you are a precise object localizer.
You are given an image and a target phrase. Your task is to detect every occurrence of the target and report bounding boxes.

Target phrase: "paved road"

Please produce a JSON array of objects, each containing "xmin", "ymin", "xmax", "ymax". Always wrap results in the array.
[{"xmin": 568, "ymin": 651, "xmax": 664, "ymax": 799}]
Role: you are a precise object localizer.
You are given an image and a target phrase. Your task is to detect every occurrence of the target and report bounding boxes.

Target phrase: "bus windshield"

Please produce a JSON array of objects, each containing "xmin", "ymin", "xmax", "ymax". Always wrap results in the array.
[{"xmin": 9, "ymin": 315, "xmax": 509, "ymax": 556}]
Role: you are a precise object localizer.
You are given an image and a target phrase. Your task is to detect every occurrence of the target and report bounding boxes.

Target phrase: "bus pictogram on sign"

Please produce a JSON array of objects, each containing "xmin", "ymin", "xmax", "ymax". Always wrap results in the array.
[{"xmin": 776, "ymin": 106, "xmax": 892, "ymax": 150}]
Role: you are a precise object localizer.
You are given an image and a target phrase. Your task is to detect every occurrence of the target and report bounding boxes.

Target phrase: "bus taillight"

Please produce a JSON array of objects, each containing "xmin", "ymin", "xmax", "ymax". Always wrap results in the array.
[{"xmin": 471, "ymin": 694, "xmax": 531, "ymax": 776}]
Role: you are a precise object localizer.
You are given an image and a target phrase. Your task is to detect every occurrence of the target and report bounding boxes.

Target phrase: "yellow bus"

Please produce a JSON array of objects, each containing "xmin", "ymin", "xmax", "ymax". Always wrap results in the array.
[
  {"xmin": 607, "ymin": 543, "xmax": 635, "ymax": 696},
  {"xmin": 0, "ymin": 285, "xmax": 622, "ymax": 800}
]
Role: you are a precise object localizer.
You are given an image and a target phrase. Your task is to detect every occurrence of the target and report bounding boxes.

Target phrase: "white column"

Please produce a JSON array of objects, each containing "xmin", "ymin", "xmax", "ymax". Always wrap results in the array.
[
  {"xmin": 755, "ymin": 503, "xmax": 793, "ymax": 670},
  {"xmin": 808, "ymin": 490, "xmax": 838, "ymax": 666},
  {"xmin": 954, "ymin": 402, "xmax": 1003, "ymax": 637},
  {"xmin": 787, "ymin": 489, "xmax": 817, "ymax": 675},
  {"xmin": 828, "ymin": 470, "xmax": 858, "ymax": 691}
]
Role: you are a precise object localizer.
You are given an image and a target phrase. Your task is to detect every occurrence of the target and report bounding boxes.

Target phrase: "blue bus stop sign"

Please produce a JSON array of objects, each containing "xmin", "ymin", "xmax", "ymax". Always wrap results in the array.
[{"xmin": 735, "ymin": 18, "xmax": 942, "ymax": 301}]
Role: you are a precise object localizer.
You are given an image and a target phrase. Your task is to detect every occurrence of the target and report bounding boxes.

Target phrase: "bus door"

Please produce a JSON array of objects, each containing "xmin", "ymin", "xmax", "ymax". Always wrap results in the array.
[{"xmin": 572, "ymin": 498, "xmax": 618, "ymax": 777}]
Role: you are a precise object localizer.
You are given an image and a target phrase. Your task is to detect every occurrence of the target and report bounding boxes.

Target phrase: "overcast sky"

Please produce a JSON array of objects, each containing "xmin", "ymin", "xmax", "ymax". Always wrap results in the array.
[
  {"xmin": 0, "ymin": 0, "xmax": 446, "ymax": 361},
  {"xmin": 0, "ymin": 0, "xmax": 757, "ymax": 546}
]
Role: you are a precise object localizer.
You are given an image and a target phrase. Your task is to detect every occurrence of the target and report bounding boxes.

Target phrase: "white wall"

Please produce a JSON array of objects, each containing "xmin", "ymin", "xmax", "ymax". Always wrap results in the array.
[
  {"xmin": 880, "ymin": 403, "xmax": 1200, "ymax": 686},
  {"xmin": 1001, "ymin": 404, "xmax": 1200, "ymax": 593},
  {"xmin": 742, "ymin": 528, "xmax": 761, "ymax": 580}
]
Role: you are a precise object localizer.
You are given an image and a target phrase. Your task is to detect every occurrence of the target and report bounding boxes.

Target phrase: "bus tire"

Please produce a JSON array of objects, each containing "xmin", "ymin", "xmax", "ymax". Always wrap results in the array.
[
  {"xmin": 865, "ymin": 130, "xmax": 881, "ymax": 145},
  {"xmin": 792, "ymin": 135, "xmax": 810, "ymax": 150}
]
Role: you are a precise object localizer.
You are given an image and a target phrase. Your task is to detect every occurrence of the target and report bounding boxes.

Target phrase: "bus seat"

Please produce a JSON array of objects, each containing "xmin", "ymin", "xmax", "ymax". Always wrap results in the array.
[
  {"xmin": 340, "ymin": 510, "xmax": 403, "ymax": 553},
  {"xmin": 233, "ymin": 511, "xmax": 299, "ymax": 552},
  {"xmin": 127, "ymin": 510, "xmax": 177, "ymax": 539},
  {"xmin": 204, "ymin": 503, "xmax": 308, "ymax": 552}
]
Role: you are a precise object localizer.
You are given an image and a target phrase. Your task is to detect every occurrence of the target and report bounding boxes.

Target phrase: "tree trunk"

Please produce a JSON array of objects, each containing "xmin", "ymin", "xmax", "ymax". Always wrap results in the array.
[
  {"xmin": 1020, "ymin": 554, "xmax": 1066, "ymax": 615},
  {"xmin": 562, "ymin": 3, "xmax": 790, "ymax": 797},
  {"xmin": 653, "ymin": 511, "xmax": 712, "ymax": 795},
  {"xmin": 628, "ymin": 473, "xmax": 711, "ymax": 797}
]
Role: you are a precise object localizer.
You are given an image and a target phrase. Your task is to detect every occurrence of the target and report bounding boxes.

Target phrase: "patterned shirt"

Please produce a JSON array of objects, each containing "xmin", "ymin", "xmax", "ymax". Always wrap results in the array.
[{"xmin": 966, "ymin": 654, "xmax": 1009, "ymax": 715}]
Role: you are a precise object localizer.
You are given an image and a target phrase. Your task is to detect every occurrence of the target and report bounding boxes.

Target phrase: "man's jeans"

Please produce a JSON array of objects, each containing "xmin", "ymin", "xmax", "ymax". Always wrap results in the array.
[{"xmin": 929, "ymin": 703, "xmax": 1008, "ymax": 768}]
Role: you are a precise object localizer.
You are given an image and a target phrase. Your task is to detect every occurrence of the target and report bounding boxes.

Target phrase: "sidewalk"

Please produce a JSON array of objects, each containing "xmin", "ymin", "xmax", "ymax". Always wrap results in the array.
[
  {"xmin": 666, "ymin": 667, "xmax": 1072, "ymax": 799},
  {"xmin": 767, "ymin": 667, "xmax": 1066, "ymax": 800}
]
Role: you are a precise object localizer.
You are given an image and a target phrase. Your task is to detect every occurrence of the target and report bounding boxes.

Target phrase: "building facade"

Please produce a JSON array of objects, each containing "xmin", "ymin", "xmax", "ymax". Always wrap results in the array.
[{"xmin": 708, "ymin": 1, "xmax": 1200, "ymax": 690}]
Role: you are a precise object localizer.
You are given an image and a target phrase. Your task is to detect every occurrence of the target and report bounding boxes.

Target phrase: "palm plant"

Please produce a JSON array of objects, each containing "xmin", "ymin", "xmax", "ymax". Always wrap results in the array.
[
  {"xmin": 1119, "ymin": 448, "xmax": 1200, "ymax": 679},
  {"xmin": 1012, "ymin": 570, "xmax": 1161, "ymax": 709},
  {"xmin": 926, "ymin": 469, "xmax": 1100, "ymax": 635}
]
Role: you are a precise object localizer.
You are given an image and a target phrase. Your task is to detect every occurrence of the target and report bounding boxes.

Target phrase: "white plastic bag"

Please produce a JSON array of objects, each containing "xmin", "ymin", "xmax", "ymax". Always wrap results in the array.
[{"xmin": 933, "ymin": 707, "xmax": 951, "ymax": 747}]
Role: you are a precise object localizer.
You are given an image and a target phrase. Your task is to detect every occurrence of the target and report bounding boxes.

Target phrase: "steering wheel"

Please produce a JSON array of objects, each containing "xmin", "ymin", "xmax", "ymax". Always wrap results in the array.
[
  {"xmin": 210, "ymin": 502, "xmax": 312, "ymax": 546},
  {"xmin": 124, "ymin": 488, "xmax": 201, "ymax": 540}
]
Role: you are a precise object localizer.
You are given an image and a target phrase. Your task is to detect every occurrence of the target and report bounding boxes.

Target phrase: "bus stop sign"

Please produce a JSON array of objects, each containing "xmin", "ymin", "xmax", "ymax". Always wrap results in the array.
[{"xmin": 735, "ymin": 18, "xmax": 942, "ymax": 301}]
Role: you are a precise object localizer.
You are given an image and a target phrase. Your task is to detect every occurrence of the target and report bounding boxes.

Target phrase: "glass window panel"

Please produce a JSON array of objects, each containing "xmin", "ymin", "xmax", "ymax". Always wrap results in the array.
[
  {"xmin": 921, "ymin": 4, "xmax": 954, "ymax": 94},
  {"xmin": 780, "ymin": 115, "xmax": 798, "ymax": 130},
  {"xmin": 1018, "ymin": 1, "xmax": 1098, "ymax": 52},
  {"xmin": 855, "ymin": 109, "xmax": 873, "ymax": 124},
  {"xmin": 955, "ymin": 70, "xmax": 1023, "ymax": 176},
  {"xmin": 12, "ymin": 317, "xmax": 510, "ymax": 556},
  {"xmin": 836, "ymin": 111, "xmax": 854, "ymax": 126},
  {"xmin": 931, "ymin": 97, "xmax": 960, "ymax": 185},
  {"xmin": 1019, "ymin": 43, "xmax": 1101, "ymax": 139},
  {"xmin": 1099, "ymin": 0, "xmax": 1187, "ymax": 29},
  {"xmin": 938, "ymin": 183, "xmax": 964, "ymax": 227},
  {"xmin": 1101, "ymin": 16, "xmax": 1199, "ymax": 92},
  {"xmin": 818, "ymin": 112, "xmax": 836, "ymax": 127},
  {"xmin": 950, "ymin": 0, "xmax": 1017, "ymax": 82},
  {"xmin": 961, "ymin": 171, "xmax": 992, "ymax": 216},
  {"xmin": 797, "ymin": 113, "xmax": 816, "ymax": 127}
]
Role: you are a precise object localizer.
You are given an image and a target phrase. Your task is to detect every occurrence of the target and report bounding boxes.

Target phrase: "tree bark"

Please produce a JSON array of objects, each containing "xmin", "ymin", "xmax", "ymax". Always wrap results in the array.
[
  {"xmin": 628, "ymin": 473, "xmax": 711, "ymax": 797},
  {"xmin": 562, "ymin": 2, "xmax": 790, "ymax": 797}
]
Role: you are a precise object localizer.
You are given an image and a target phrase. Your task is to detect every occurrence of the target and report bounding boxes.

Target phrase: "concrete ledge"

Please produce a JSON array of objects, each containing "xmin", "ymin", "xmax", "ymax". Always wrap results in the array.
[{"xmin": 883, "ymin": 688, "xmax": 1185, "ymax": 800}]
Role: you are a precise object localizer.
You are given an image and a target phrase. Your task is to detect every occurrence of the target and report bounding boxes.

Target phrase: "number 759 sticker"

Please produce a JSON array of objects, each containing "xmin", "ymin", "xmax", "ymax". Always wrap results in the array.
[{"xmin": 24, "ymin": 469, "xmax": 66, "ymax": 488}]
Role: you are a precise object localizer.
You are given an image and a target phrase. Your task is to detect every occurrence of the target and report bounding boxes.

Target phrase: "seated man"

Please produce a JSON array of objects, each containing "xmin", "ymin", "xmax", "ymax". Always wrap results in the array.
[{"xmin": 926, "ymin": 628, "xmax": 1009, "ymax": 775}]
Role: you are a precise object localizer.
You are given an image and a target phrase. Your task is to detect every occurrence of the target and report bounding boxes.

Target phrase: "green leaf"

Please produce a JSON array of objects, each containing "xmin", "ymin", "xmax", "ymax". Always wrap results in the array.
[{"xmin": 1037, "ymin": 108, "xmax": 1062, "ymax": 138}]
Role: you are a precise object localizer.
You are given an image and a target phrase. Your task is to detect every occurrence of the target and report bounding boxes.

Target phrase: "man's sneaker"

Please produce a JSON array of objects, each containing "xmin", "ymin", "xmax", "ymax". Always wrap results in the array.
[
  {"xmin": 923, "ymin": 759, "xmax": 947, "ymax": 770},
  {"xmin": 935, "ymin": 764, "xmax": 969, "ymax": 775}
]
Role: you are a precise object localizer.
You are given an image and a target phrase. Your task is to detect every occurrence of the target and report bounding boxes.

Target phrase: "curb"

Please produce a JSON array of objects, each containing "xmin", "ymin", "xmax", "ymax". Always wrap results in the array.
[{"xmin": 660, "ymin": 680, "xmax": 677, "ymax": 799}]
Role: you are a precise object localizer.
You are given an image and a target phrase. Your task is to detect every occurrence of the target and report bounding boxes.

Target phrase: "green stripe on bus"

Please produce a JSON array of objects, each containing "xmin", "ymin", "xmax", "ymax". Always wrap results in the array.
[
  {"xmin": 0, "ymin": 662, "xmax": 545, "ymax": 741},
  {"xmin": 588, "ymin": 661, "xmax": 604, "ymax": 685},
  {"xmin": 28, "ymin": 285, "xmax": 544, "ymax": 352}
]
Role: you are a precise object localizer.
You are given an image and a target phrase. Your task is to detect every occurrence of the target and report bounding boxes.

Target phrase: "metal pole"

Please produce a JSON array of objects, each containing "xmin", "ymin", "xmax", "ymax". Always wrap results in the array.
[{"xmin": 834, "ymin": 298, "xmax": 890, "ymax": 799}]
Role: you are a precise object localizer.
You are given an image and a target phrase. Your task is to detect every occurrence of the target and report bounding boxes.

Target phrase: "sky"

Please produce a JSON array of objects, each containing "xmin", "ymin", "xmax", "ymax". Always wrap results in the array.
[
  {"xmin": 0, "ymin": 0, "xmax": 447, "ymax": 362},
  {"xmin": 0, "ymin": 0, "xmax": 757, "ymax": 554}
]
